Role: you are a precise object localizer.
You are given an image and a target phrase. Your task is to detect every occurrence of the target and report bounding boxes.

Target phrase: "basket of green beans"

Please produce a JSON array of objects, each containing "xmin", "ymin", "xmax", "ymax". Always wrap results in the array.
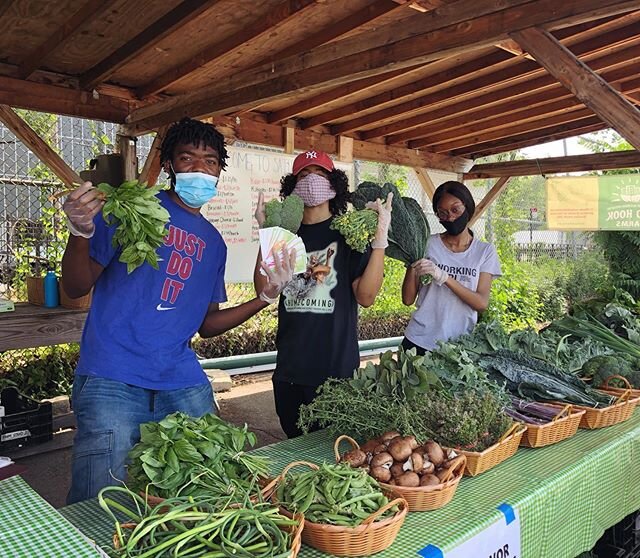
[
  {"xmin": 99, "ymin": 486, "xmax": 304, "ymax": 558},
  {"xmin": 274, "ymin": 461, "xmax": 407, "ymax": 557}
]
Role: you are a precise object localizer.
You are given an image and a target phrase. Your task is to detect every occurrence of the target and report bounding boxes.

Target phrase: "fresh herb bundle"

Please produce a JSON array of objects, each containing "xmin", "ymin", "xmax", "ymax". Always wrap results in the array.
[
  {"xmin": 97, "ymin": 180, "xmax": 170, "ymax": 274},
  {"xmin": 127, "ymin": 412, "xmax": 270, "ymax": 500}
]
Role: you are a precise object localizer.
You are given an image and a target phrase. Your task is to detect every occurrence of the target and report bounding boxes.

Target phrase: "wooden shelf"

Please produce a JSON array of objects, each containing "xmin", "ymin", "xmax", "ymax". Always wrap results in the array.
[{"xmin": 0, "ymin": 303, "xmax": 87, "ymax": 352}]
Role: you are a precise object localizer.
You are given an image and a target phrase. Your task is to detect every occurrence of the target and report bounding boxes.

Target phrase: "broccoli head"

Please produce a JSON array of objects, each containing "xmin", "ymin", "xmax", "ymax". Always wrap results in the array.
[
  {"xmin": 280, "ymin": 194, "xmax": 304, "ymax": 233},
  {"xmin": 263, "ymin": 198, "xmax": 282, "ymax": 228},
  {"xmin": 582, "ymin": 354, "xmax": 640, "ymax": 389}
]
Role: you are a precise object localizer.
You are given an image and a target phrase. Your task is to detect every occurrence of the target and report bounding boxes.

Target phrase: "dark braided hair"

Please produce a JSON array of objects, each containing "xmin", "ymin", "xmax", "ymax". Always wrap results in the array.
[
  {"xmin": 280, "ymin": 169, "xmax": 350, "ymax": 215},
  {"xmin": 160, "ymin": 118, "xmax": 229, "ymax": 181}
]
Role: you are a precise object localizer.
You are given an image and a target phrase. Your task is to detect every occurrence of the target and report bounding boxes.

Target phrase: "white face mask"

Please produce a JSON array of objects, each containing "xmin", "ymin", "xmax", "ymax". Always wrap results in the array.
[{"xmin": 293, "ymin": 174, "xmax": 336, "ymax": 207}]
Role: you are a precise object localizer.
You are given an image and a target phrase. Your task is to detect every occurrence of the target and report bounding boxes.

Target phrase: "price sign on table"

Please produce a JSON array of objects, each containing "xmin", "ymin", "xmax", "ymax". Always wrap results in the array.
[{"xmin": 418, "ymin": 503, "xmax": 521, "ymax": 558}]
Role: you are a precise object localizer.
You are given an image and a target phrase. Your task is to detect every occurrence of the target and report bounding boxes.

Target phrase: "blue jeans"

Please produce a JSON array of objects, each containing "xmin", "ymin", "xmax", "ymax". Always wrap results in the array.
[{"xmin": 66, "ymin": 375, "xmax": 215, "ymax": 504}]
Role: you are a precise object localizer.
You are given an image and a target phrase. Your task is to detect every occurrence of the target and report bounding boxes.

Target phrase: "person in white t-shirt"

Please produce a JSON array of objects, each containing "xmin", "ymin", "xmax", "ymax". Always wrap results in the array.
[{"xmin": 401, "ymin": 181, "xmax": 502, "ymax": 354}]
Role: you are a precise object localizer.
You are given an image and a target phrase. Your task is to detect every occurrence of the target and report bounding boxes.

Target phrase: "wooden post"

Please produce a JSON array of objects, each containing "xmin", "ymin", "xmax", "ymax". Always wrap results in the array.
[
  {"xmin": 512, "ymin": 27, "xmax": 640, "ymax": 150},
  {"xmin": 337, "ymin": 136, "xmax": 354, "ymax": 163},
  {"xmin": 414, "ymin": 167, "xmax": 436, "ymax": 200},
  {"xmin": 117, "ymin": 133, "xmax": 138, "ymax": 181},
  {"xmin": 283, "ymin": 121, "xmax": 295, "ymax": 154},
  {"xmin": 469, "ymin": 176, "xmax": 511, "ymax": 226},
  {"xmin": 0, "ymin": 105, "xmax": 81, "ymax": 186},
  {"xmin": 139, "ymin": 126, "xmax": 167, "ymax": 186}
]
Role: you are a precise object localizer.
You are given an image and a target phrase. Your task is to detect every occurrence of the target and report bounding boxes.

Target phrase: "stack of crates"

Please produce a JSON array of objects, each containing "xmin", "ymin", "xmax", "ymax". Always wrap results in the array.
[{"xmin": 0, "ymin": 387, "xmax": 53, "ymax": 449}]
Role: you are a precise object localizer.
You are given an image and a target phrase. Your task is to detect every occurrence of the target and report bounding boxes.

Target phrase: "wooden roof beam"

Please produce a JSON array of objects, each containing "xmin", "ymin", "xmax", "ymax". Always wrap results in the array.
[
  {"xmin": 465, "ymin": 150, "xmax": 640, "ymax": 179},
  {"xmin": 387, "ymin": 48, "xmax": 640, "ymax": 145},
  {"xmin": 511, "ymin": 26, "xmax": 640, "ymax": 150},
  {"xmin": 80, "ymin": 0, "xmax": 221, "ymax": 91},
  {"xmin": 451, "ymin": 116, "xmax": 604, "ymax": 157},
  {"xmin": 0, "ymin": 105, "xmax": 82, "ymax": 187},
  {"xmin": 353, "ymin": 18, "xmax": 640, "ymax": 140},
  {"xmin": 127, "ymin": 0, "xmax": 639, "ymax": 133},
  {"xmin": 18, "ymin": 0, "xmax": 111, "ymax": 81},
  {"xmin": 305, "ymin": 49, "xmax": 513, "ymax": 131},
  {"xmin": 136, "ymin": 0, "xmax": 321, "ymax": 98}
]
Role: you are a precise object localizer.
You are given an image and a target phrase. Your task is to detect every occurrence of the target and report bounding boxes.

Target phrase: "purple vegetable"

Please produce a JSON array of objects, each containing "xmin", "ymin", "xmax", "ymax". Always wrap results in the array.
[
  {"xmin": 509, "ymin": 396, "xmax": 561, "ymax": 421},
  {"xmin": 505, "ymin": 407, "xmax": 547, "ymax": 425}
]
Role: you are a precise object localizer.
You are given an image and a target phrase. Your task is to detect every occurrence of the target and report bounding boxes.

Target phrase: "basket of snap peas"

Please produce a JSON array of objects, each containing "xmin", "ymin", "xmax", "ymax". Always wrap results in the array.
[
  {"xmin": 274, "ymin": 461, "xmax": 407, "ymax": 556},
  {"xmin": 99, "ymin": 486, "xmax": 304, "ymax": 558}
]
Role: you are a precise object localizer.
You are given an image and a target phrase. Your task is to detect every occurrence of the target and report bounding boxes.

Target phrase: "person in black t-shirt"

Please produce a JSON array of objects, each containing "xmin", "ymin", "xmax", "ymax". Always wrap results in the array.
[{"xmin": 254, "ymin": 150, "xmax": 392, "ymax": 437}]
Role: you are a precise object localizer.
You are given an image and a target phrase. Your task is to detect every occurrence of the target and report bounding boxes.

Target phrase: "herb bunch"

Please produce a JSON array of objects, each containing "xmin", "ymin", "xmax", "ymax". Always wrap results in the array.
[
  {"xmin": 97, "ymin": 180, "xmax": 170, "ymax": 274},
  {"xmin": 330, "ymin": 209, "xmax": 378, "ymax": 252}
]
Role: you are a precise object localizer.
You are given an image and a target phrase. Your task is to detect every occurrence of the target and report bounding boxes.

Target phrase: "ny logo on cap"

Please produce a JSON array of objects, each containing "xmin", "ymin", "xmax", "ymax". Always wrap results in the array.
[{"xmin": 305, "ymin": 151, "xmax": 317, "ymax": 159}]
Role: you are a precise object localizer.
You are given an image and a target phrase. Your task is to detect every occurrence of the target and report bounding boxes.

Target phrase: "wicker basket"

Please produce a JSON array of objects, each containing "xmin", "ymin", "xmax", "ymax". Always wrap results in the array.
[
  {"xmin": 334, "ymin": 434, "xmax": 466, "ymax": 512},
  {"xmin": 520, "ymin": 404, "xmax": 586, "ymax": 448},
  {"xmin": 59, "ymin": 279, "xmax": 92, "ymax": 310},
  {"xmin": 26, "ymin": 276, "xmax": 45, "ymax": 305},
  {"xmin": 572, "ymin": 386, "xmax": 640, "ymax": 429},
  {"xmin": 277, "ymin": 461, "xmax": 408, "ymax": 556},
  {"xmin": 453, "ymin": 422, "xmax": 527, "ymax": 477},
  {"xmin": 113, "ymin": 512, "xmax": 304, "ymax": 557},
  {"xmin": 599, "ymin": 375, "xmax": 640, "ymax": 400}
]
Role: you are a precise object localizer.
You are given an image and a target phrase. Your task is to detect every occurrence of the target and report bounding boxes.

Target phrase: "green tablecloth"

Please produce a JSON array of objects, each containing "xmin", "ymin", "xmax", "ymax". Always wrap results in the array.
[
  {"xmin": 60, "ymin": 411, "xmax": 640, "ymax": 558},
  {"xmin": 0, "ymin": 475, "xmax": 105, "ymax": 558}
]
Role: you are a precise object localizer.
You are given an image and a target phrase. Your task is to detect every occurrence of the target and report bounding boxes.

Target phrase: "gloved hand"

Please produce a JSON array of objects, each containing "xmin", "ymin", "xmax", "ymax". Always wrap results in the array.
[
  {"xmin": 412, "ymin": 258, "xmax": 449, "ymax": 286},
  {"xmin": 254, "ymin": 191, "xmax": 266, "ymax": 228},
  {"xmin": 259, "ymin": 246, "xmax": 296, "ymax": 304},
  {"xmin": 62, "ymin": 181, "xmax": 105, "ymax": 238},
  {"xmin": 365, "ymin": 192, "xmax": 393, "ymax": 249}
]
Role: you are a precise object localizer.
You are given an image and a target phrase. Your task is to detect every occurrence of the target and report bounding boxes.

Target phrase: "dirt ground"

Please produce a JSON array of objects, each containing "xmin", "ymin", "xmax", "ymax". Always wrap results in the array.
[{"xmin": 11, "ymin": 371, "xmax": 285, "ymax": 509}]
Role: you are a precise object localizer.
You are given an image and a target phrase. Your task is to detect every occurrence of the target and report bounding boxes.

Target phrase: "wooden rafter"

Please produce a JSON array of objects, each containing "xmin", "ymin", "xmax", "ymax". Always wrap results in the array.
[
  {"xmin": 80, "ymin": 0, "xmax": 221, "ymax": 91},
  {"xmin": 511, "ymin": 26, "xmax": 640, "ymax": 150},
  {"xmin": 126, "ymin": 0, "xmax": 639, "ymax": 133},
  {"xmin": 0, "ymin": 76, "xmax": 129, "ymax": 122},
  {"xmin": 309, "ymin": 49, "xmax": 513, "ymax": 132},
  {"xmin": 18, "ymin": 0, "xmax": 111, "ymax": 81},
  {"xmin": 465, "ymin": 150, "xmax": 640, "ymax": 179},
  {"xmin": 136, "ymin": 0, "xmax": 319, "ymax": 98},
  {"xmin": 0, "ymin": 105, "xmax": 82, "ymax": 186},
  {"xmin": 414, "ymin": 168, "xmax": 436, "ymax": 200},
  {"xmin": 386, "ymin": 48, "xmax": 640, "ymax": 146},
  {"xmin": 204, "ymin": 115, "xmax": 471, "ymax": 173},
  {"xmin": 139, "ymin": 126, "xmax": 167, "ymax": 186},
  {"xmin": 469, "ymin": 177, "xmax": 511, "ymax": 225},
  {"xmin": 452, "ymin": 116, "xmax": 604, "ymax": 157},
  {"xmin": 354, "ymin": 19, "xmax": 640, "ymax": 140}
]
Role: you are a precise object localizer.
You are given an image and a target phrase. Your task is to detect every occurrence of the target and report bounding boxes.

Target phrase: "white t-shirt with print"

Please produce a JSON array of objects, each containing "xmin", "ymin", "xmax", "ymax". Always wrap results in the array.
[{"xmin": 404, "ymin": 234, "xmax": 502, "ymax": 351}]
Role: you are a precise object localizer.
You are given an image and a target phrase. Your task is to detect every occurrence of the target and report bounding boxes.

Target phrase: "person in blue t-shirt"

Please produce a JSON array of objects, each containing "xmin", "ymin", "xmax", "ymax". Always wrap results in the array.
[{"xmin": 61, "ymin": 118, "xmax": 294, "ymax": 504}]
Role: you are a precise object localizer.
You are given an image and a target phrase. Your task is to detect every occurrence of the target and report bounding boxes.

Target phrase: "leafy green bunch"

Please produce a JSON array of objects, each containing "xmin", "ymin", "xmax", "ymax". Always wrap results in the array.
[
  {"xmin": 97, "ymin": 180, "xmax": 170, "ymax": 274},
  {"xmin": 127, "ymin": 412, "xmax": 270, "ymax": 500},
  {"xmin": 329, "ymin": 209, "xmax": 378, "ymax": 252}
]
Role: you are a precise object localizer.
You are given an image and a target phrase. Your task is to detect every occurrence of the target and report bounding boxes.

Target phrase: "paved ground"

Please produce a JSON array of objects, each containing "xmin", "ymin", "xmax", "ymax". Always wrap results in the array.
[{"xmin": 10, "ymin": 372, "xmax": 285, "ymax": 509}]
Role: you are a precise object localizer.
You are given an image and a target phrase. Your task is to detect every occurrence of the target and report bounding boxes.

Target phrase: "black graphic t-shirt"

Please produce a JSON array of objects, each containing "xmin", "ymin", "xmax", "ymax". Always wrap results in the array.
[{"xmin": 274, "ymin": 217, "xmax": 371, "ymax": 386}]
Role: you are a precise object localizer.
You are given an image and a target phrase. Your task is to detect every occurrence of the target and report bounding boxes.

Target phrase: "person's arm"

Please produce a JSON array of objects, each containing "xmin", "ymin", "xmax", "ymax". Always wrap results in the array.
[
  {"xmin": 402, "ymin": 265, "xmax": 420, "ymax": 306},
  {"xmin": 442, "ymin": 271, "xmax": 494, "ymax": 312},
  {"xmin": 61, "ymin": 182, "xmax": 107, "ymax": 297},
  {"xmin": 352, "ymin": 248, "xmax": 384, "ymax": 307},
  {"xmin": 253, "ymin": 249, "xmax": 267, "ymax": 296}
]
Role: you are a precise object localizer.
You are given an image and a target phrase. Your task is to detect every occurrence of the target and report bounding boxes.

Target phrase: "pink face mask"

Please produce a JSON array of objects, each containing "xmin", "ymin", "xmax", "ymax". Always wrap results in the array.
[{"xmin": 293, "ymin": 173, "xmax": 336, "ymax": 207}]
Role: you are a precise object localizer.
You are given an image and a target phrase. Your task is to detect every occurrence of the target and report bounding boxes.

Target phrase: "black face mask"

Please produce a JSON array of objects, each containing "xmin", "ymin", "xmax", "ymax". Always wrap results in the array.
[{"xmin": 440, "ymin": 210, "xmax": 469, "ymax": 236}]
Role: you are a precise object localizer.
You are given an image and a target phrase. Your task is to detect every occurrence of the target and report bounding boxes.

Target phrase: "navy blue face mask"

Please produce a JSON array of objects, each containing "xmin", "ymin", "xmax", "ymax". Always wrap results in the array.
[
  {"xmin": 174, "ymin": 172, "xmax": 219, "ymax": 208},
  {"xmin": 440, "ymin": 210, "xmax": 469, "ymax": 236}
]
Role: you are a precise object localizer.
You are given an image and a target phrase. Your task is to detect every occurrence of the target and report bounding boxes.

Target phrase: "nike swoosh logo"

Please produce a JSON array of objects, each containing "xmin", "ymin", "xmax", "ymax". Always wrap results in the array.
[{"xmin": 156, "ymin": 304, "xmax": 176, "ymax": 311}]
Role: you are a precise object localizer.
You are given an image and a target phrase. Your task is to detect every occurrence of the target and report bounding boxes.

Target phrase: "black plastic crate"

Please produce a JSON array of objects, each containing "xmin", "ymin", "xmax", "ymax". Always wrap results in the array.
[
  {"xmin": 594, "ymin": 512, "xmax": 640, "ymax": 558},
  {"xmin": 0, "ymin": 387, "xmax": 53, "ymax": 449}
]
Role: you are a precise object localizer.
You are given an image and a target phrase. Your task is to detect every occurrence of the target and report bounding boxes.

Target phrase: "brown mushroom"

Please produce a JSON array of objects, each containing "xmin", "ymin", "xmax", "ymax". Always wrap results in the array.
[
  {"xmin": 408, "ymin": 452, "xmax": 424, "ymax": 473},
  {"xmin": 420, "ymin": 460, "xmax": 435, "ymax": 475},
  {"xmin": 370, "ymin": 466, "xmax": 392, "ymax": 483},
  {"xmin": 404, "ymin": 435, "xmax": 419, "ymax": 450},
  {"xmin": 370, "ymin": 452, "xmax": 393, "ymax": 469},
  {"xmin": 373, "ymin": 444, "xmax": 388, "ymax": 455},
  {"xmin": 420, "ymin": 474, "xmax": 442, "ymax": 487},
  {"xmin": 379, "ymin": 431, "xmax": 401, "ymax": 444},
  {"xmin": 341, "ymin": 448, "xmax": 367, "ymax": 468},
  {"xmin": 390, "ymin": 462, "xmax": 405, "ymax": 479},
  {"xmin": 396, "ymin": 471, "xmax": 420, "ymax": 487},
  {"xmin": 388, "ymin": 437, "xmax": 413, "ymax": 462},
  {"xmin": 424, "ymin": 441, "xmax": 445, "ymax": 467},
  {"xmin": 360, "ymin": 439, "xmax": 381, "ymax": 454}
]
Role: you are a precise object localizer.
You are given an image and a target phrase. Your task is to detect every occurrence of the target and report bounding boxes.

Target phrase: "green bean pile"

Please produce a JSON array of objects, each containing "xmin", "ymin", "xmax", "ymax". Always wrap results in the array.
[
  {"xmin": 276, "ymin": 463, "xmax": 397, "ymax": 527},
  {"xmin": 99, "ymin": 487, "xmax": 299, "ymax": 558}
]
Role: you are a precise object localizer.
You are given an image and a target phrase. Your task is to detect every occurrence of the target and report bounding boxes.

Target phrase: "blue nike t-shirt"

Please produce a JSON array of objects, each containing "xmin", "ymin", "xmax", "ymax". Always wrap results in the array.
[{"xmin": 76, "ymin": 189, "xmax": 227, "ymax": 390}]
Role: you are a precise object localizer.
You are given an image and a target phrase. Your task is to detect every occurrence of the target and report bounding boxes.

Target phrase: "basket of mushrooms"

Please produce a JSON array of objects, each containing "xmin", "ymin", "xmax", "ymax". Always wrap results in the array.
[{"xmin": 335, "ymin": 432, "xmax": 466, "ymax": 512}]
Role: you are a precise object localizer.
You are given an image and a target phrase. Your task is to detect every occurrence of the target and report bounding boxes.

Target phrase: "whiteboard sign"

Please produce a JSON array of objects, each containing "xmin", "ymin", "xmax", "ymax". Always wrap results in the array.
[
  {"xmin": 418, "ymin": 504, "xmax": 520, "ymax": 558},
  {"xmin": 201, "ymin": 146, "xmax": 352, "ymax": 283}
]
